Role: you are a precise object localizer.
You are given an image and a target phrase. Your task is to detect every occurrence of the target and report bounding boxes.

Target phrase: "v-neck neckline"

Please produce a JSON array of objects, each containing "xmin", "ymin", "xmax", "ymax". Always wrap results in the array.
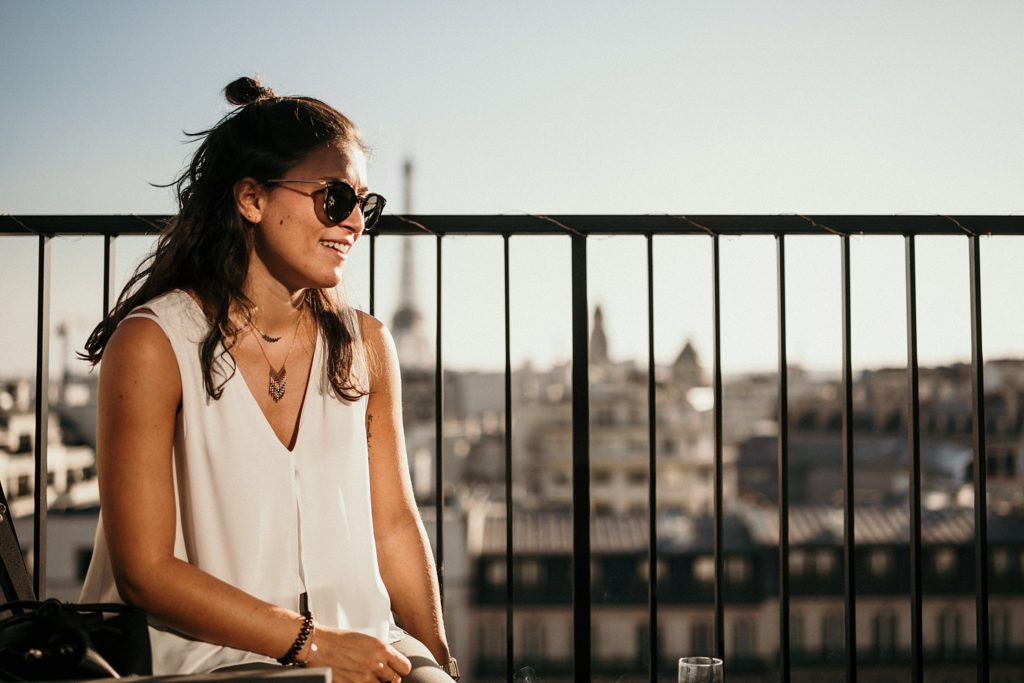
[
  {"xmin": 182, "ymin": 291, "xmax": 319, "ymax": 454},
  {"xmin": 237, "ymin": 331, "xmax": 319, "ymax": 454}
]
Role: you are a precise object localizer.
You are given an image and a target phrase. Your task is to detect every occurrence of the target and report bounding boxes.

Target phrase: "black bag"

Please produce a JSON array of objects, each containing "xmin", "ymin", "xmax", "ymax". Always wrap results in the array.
[{"xmin": 0, "ymin": 598, "xmax": 152, "ymax": 681}]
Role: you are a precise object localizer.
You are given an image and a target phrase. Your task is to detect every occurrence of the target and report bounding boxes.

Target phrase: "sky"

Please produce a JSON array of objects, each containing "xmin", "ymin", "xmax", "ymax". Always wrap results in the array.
[{"xmin": 2, "ymin": 0, "xmax": 1023, "ymax": 377}]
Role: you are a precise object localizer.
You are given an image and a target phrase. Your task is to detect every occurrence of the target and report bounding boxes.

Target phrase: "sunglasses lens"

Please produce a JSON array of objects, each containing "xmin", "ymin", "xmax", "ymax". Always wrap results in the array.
[
  {"xmin": 362, "ymin": 194, "xmax": 384, "ymax": 230},
  {"xmin": 324, "ymin": 182, "xmax": 357, "ymax": 223}
]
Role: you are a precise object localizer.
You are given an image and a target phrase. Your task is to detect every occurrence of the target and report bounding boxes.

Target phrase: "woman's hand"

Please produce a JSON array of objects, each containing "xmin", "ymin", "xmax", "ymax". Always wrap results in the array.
[{"xmin": 307, "ymin": 627, "xmax": 412, "ymax": 683}]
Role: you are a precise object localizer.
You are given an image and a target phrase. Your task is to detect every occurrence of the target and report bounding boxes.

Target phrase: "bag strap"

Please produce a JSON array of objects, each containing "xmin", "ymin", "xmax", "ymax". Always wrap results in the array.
[
  {"xmin": 0, "ymin": 482, "xmax": 35, "ymax": 603},
  {"xmin": 0, "ymin": 600, "xmax": 136, "ymax": 615}
]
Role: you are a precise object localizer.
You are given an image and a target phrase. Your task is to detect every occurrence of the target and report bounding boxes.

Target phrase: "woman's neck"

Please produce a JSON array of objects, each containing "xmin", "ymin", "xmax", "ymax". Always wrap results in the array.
[{"xmin": 242, "ymin": 277, "xmax": 307, "ymax": 334}]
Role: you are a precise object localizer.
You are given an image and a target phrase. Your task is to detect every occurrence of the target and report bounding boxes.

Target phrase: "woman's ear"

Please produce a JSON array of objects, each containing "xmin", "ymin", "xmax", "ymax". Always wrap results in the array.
[{"xmin": 234, "ymin": 177, "xmax": 267, "ymax": 224}]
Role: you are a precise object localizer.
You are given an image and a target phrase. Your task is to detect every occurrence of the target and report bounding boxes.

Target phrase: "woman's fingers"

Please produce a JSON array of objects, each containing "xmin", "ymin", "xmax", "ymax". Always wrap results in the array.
[
  {"xmin": 325, "ymin": 632, "xmax": 413, "ymax": 683},
  {"xmin": 384, "ymin": 644, "xmax": 412, "ymax": 675}
]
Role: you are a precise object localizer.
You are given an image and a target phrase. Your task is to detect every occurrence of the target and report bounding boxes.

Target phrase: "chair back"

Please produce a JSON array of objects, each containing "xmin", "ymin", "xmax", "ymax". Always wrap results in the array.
[{"xmin": 0, "ymin": 482, "xmax": 35, "ymax": 603}]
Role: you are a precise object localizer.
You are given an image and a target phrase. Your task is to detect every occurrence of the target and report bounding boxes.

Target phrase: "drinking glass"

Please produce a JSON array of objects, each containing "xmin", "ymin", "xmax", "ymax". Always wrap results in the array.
[{"xmin": 678, "ymin": 656, "xmax": 723, "ymax": 683}]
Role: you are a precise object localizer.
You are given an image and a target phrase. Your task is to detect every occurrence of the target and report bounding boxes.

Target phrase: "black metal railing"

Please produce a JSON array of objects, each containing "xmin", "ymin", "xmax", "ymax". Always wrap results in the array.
[{"xmin": 3, "ymin": 213, "xmax": 1023, "ymax": 683}]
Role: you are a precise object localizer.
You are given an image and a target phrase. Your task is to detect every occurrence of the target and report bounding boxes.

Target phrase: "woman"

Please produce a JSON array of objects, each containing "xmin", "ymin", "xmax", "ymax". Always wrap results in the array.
[{"xmin": 80, "ymin": 77, "xmax": 457, "ymax": 683}]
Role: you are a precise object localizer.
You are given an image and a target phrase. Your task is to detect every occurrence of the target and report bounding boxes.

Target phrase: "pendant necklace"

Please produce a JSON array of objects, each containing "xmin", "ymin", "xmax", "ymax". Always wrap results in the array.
[{"xmin": 251, "ymin": 311, "xmax": 304, "ymax": 402}]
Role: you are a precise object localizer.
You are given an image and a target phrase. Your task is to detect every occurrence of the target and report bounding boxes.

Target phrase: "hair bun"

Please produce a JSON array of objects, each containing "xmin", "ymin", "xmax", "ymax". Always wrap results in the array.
[{"xmin": 224, "ymin": 76, "xmax": 276, "ymax": 106}]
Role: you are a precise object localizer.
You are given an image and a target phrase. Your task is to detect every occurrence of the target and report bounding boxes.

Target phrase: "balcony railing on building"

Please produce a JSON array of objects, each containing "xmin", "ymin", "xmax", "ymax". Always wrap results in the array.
[{"xmin": 2, "ymin": 214, "xmax": 1023, "ymax": 683}]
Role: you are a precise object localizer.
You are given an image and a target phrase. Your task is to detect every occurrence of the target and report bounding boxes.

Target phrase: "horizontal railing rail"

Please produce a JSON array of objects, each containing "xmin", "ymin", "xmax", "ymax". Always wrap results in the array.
[
  {"xmin": 4, "ymin": 213, "xmax": 1024, "ymax": 237},
  {"xmin": 4, "ymin": 214, "xmax": 1024, "ymax": 683}
]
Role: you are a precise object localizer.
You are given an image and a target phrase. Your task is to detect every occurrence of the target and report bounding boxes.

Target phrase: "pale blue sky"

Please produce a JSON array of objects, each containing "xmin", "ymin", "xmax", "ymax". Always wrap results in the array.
[{"xmin": 2, "ymin": 0, "xmax": 1023, "ymax": 377}]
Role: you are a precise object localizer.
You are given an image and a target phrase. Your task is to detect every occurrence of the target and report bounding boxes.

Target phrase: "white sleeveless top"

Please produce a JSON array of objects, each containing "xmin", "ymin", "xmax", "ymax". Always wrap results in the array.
[{"xmin": 80, "ymin": 290, "xmax": 399, "ymax": 674}]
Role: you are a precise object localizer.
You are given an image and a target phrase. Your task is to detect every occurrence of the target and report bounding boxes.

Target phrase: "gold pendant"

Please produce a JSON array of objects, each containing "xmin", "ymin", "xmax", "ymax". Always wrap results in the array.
[{"xmin": 269, "ymin": 366, "xmax": 287, "ymax": 402}]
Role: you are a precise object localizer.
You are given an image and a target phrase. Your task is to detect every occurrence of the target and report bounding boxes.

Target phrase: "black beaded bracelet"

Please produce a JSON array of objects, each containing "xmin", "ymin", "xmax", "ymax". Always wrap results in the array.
[{"xmin": 278, "ymin": 611, "xmax": 314, "ymax": 666}]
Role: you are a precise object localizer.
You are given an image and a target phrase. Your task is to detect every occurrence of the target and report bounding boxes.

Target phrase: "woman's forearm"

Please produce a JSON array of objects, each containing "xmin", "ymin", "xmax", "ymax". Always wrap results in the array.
[
  {"xmin": 116, "ymin": 555, "xmax": 303, "ymax": 661},
  {"xmin": 376, "ymin": 516, "xmax": 450, "ymax": 663}
]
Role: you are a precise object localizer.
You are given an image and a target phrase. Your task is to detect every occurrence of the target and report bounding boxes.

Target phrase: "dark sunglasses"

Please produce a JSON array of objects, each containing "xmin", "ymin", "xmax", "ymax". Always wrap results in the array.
[{"xmin": 263, "ymin": 178, "xmax": 386, "ymax": 230}]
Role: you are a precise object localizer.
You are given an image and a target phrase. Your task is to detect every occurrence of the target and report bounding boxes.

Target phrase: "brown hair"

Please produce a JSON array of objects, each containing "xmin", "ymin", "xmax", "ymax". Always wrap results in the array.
[{"xmin": 82, "ymin": 76, "xmax": 368, "ymax": 401}]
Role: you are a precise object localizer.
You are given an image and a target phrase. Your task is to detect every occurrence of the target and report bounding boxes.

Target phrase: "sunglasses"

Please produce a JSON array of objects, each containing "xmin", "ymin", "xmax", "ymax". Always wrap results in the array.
[{"xmin": 263, "ymin": 178, "xmax": 386, "ymax": 230}]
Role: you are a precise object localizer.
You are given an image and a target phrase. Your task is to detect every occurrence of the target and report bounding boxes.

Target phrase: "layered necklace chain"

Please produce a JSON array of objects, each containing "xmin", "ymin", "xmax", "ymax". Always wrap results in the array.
[{"xmin": 250, "ymin": 311, "xmax": 305, "ymax": 402}]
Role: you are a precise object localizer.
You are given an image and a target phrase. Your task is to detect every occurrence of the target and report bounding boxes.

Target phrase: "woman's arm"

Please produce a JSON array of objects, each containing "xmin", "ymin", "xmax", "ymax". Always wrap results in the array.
[
  {"xmin": 98, "ymin": 316, "xmax": 410, "ymax": 681},
  {"xmin": 361, "ymin": 313, "xmax": 451, "ymax": 665}
]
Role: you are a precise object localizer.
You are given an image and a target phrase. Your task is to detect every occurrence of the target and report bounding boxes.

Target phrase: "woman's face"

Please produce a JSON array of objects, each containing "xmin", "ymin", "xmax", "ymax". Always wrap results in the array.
[{"xmin": 250, "ymin": 143, "xmax": 368, "ymax": 292}]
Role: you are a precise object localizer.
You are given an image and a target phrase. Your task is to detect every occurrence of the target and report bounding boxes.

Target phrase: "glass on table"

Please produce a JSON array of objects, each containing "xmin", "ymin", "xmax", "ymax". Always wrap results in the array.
[{"xmin": 678, "ymin": 656, "xmax": 723, "ymax": 683}]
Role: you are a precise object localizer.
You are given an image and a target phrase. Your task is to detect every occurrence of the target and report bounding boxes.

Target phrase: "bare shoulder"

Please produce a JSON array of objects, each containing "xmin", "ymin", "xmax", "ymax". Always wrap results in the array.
[
  {"xmin": 100, "ymin": 314, "xmax": 181, "ymax": 404},
  {"xmin": 353, "ymin": 310, "xmax": 399, "ymax": 391},
  {"xmin": 354, "ymin": 309, "xmax": 397, "ymax": 357},
  {"xmin": 354, "ymin": 309, "xmax": 391, "ymax": 344}
]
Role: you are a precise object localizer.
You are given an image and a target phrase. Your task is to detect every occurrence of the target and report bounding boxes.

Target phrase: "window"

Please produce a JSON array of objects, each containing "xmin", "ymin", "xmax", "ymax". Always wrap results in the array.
[
  {"xmin": 627, "ymin": 469, "xmax": 646, "ymax": 485},
  {"xmin": 521, "ymin": 620, "xmax": 547, "ymax": 660},
  {"xmin": 487, "ymin": 559, "xmax": 506, "ymax": 586},
  {"xmin": 638, "ymin": 558, "xmax": 667, "ymax": 583},
  {"xmin": 815, "ymin": 549, "xmax": 836, "ymax": 577},
  {"xmin": 733, "ymin": 619, "xmax": 756, "ymax": 658},
  {"xmin": 992, "ymin": 549, "xmax": 1011, "ymax": 576},
  {"xmin": 872, "ymin": 611, "xmax": 898, "ymax": 658},
  {"xmin": 990, "ymin": 608, "xmax": 1011, "ymax": 656},
  {"xmin": 518, "ymin": 559, "xmax": 543, "ymax": 588},
  {"xmin": 790, "ymin": 549, "xmax": 807, "ymax": 576},
  {"xmin": 823, "ymin": 613, "xmax": 844, "ymax": 656},
  {"xmin": 726, "ymin": 557, "xmax": 749, "ymax": 584},
  {"xmin": 691, "ymin": 620, "xmax": 712, "ymax": 656},
  {"xmin": 693, "ymin": 556, "xmax": 714, "ymax": 583},
  {"xmin": 937, "ymin": 608, "xmax": 962, "ymax": 657},
  {"xmin": 934, "ymin": 548, "xmax": 957, "ymax": 577},
  {"xmin": 790, "ymin": 612, "xmax": 805, "ymax": 653},
  {"xmin": 869, "ymin": 549, "xmax": 892, "ymax": 577},
  {"xmin": 636, "ymin": 622, "xmax": 654, "ymax": 665},
  {"xmin": 478, "ymin": 620, "xmax": 505, "ymax": 659}
]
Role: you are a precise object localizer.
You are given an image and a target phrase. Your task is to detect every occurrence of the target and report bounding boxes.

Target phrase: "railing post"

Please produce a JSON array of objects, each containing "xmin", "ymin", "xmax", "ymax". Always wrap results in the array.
[
  {"xmin": 102, "ymin": 234, "xmax": 117, "ymax": 314},
  {"xmin": 905, "ymin": 235, "xmax": 924, "ymax": 683},
  {"xmin": 776, "ymin": 234, "xmax": 791, "ymax": 683},
  {"xmin": 968, "ymin": 235, "xmax": 990, "ymax": 683},
  {"xmin": 33, "ymin": 234, "xmax": 51, "ymax": 599},
  {"xmin": 711, "ymin": 235, "xmax": 725, "ymax": 660},
  {"xmin": 435, "ymin": 234, "xmax": 445, "ymax": 607},
  {"xmin": 368, "ymin": 233, "xmax": 376, "ymax": 317},
  {"xmin": 570, "ymin": 233, "xmax": 591, "ymax": 682},
  {"xmin": 840, "ymin": 235, "xmax": 857, "ymax": 683},
  {"xmin": 503, "ymin": 233, "xmax": 515, "ymax": 682},
  {"xmin": 646, "ymin": 233, "xmax": 658, "ymax": 682}
]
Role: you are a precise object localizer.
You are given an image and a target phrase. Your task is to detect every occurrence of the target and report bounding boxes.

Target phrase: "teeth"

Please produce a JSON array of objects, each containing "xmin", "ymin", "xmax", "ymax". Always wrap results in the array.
[{"xmin": 319, "ymin": 241, "xmax": 344, "ymax": 253}]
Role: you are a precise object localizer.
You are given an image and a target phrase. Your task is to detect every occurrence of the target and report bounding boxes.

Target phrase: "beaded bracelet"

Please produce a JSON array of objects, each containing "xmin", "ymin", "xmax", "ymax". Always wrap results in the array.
[{"xmin": 278, "ymin": 611, "xmax": 314, "ymax": 666}]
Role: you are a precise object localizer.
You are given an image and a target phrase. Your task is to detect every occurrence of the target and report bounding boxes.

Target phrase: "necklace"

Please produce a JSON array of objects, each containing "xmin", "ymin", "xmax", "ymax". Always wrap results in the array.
[
  {"xmin": 251, "ymin": 323, "xmax": 282, "ymax": 343},
  {"xmin": 251, "ymin": 311, "xmax": 305, "ymax": 402}
]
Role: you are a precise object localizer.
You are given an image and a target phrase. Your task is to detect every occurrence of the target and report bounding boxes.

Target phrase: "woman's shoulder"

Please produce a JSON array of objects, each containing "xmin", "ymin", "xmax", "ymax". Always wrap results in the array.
[
  {"xmin": 349, "ymin": 310, "xmax": 400, "ymax": 389},
  {"xmin": 352, "ymin": 309, "xmax": 394, "ymax": 349},
  {"xmin": 104, "ymin": 314, "xmax": 180, "ymax": 388}
]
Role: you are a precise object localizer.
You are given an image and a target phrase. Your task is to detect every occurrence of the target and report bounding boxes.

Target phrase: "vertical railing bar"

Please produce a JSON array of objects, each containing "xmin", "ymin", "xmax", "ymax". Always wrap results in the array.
[
  {"xmin": 711, "ymin": 235, "xmax": 725, "ymax": 659},
  {"xmin": 102, "ymin": 235, "xmax": 117, "ymax": 314},
  {"xmin": 840, "ymin": 235, "xmax": 857, "ymax": 683},
  {"xmin": 968, "ymin": 235, "xmax": 990, "ymax": 683},
  {"xmin": 646, "ymin": 233, "xmax": 658, "ymax": 682},
  {"xmin": 435, "ymin": 234, "xmax": 444, "ymax": 606},
  {"xmin": 905, "ymin": 235, "xmax": 924, "ymax": 683},
  {"xmin": 368, "ymin": 233, "xmax": 376, "ymax": 317},
  {"xmin": 503, "ymin": 233, "xmax": 515, "ymax": 683},
  {"xmin": 570, "ymin": 234, "xmax": 591, "ymax": 683},
  {"xmin": 33, "ymin": 234, "xmax": 51, "ymax": 599},
  {"xmin": 776, "ymin": 234, "xmax": 791, "ymax": 683}
]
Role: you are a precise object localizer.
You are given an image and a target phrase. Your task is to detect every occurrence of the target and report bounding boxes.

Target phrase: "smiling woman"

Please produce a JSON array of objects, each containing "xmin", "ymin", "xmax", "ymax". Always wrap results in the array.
[{"xmin": 74, "ymin": 76, "xmax": 457, "ymax": 683}]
